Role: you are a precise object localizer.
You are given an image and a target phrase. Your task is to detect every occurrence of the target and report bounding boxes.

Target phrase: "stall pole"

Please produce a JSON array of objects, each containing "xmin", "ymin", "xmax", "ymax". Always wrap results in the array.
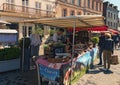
[
  {"xmin": 22, "ymin": 22, "xmax": 25, "ymax": 72},
  {"xmin": 70, "ymin": 20, "xmax": 76, "ymax": 85},
  {"xmin": 37, "ymin": 63, "xmax": 41, "ymax": 85}
]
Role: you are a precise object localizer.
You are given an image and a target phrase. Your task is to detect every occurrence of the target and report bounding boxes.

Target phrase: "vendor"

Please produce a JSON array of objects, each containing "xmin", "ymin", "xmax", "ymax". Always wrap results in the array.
[
  {"xmin": 65, "ymin": 36, "xmax": 72, "ymax": 53},
  {"xmin": 53, "ymin": 28, "xmax": 65, "ymax": 43}
]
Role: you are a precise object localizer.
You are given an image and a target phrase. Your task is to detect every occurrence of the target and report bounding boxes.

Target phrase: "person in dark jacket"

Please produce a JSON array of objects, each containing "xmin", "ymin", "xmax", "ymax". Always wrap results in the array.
[
  {"xmin": 112, "ymin": 34, "xmax": 119, "ymax": 49},
  {"xmin": 98, "ymin": 32, "xmax": 105, "ymax": 65},
  {"xmin": 103, "ymin": 33, "xmax": 114, "ymax": 70}
]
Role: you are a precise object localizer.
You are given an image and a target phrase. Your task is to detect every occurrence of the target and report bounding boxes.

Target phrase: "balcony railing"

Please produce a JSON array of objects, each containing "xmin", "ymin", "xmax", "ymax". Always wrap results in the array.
[{"xmin": 1, "ymin": 3, "xmax": 55, "ymax": 18}]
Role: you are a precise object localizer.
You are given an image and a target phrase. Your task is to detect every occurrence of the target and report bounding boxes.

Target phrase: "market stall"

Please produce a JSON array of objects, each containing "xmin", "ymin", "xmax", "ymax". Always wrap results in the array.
[{"xmin": 24, "ymin": 15, "xmax": 106, "ymax": 85}]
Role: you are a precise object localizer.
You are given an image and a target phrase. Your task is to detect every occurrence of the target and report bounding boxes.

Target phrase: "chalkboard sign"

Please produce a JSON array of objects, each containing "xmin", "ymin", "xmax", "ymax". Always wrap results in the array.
[{"xmin": 53, "ymin": 46, "xmax": 65, "ymax": 57}]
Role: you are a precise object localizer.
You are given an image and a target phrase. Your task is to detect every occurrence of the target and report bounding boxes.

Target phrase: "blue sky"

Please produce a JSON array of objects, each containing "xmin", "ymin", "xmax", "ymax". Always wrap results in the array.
[{"xmin": 104, "ymin": 0, "xmax": 120, "ymax": 17}]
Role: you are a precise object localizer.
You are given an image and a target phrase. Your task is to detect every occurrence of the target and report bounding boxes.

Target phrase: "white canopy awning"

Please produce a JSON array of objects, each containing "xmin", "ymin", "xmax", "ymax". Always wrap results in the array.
[
  {"xmin": 0, "ymin": 29, "xmax": 18, "ymax": 33},
  {"xmin": 24, "ymin": 15, "xmax": 105, "ymax": 28},
  {"xmin": 0, "ymin": 20, "xmax": 10, "ymax": 24}
]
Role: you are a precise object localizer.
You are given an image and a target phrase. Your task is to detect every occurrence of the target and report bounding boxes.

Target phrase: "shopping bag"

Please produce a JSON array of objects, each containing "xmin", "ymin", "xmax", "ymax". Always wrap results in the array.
[{"xmin": 110, "ymin": 55, "xmax": 119, "ymax": 65}]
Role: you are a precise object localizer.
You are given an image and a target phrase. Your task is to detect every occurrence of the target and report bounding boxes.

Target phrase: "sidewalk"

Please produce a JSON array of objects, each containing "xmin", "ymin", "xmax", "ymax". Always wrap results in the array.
[{"xmin": 74, "ymin": 49, "xmax": 120, "ymax": 85}]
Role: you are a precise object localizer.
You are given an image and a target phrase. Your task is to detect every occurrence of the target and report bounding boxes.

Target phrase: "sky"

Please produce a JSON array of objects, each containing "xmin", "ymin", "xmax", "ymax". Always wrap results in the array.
[{"xmin": 104, "ymin": 0, "xmax": 120, "ymax": 17}]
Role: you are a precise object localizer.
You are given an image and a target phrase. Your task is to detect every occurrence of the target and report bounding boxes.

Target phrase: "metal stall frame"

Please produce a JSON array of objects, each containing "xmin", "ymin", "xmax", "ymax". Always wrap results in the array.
[{"xmin": 23, "ymin": 15, "xmax": 105, "ymax": 85}]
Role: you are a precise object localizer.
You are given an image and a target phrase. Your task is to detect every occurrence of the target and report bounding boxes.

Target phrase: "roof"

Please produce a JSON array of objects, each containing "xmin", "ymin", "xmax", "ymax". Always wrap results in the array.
[
  {"xmin": 0, "ymin": 29, "xmax": 18, "ymax": 33},
  {"xmin": 24, "ymin": 15, "xmax": 105, "ymax": 28}
]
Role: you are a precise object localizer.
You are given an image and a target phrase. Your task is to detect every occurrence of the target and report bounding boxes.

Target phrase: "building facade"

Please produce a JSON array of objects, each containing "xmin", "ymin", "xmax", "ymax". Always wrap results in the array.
[
  {"xmin": 0, "ymin": 0, "xmax": 56, "ymax": 39},
  {"xmin": 55, "ymin": 0, "xmax": 103, "ymax": 17},
  {"xmin": 103, "ymin": 1, "xmax": 119, "ymax": 30},
  {"xmin": 0, "ymin": 0, "xmax": 104, "ymax": 39}
]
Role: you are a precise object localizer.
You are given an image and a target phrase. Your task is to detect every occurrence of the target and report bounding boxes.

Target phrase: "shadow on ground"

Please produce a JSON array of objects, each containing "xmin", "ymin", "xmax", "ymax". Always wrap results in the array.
[
  {"xmin": 0, "ymin": 69, "xmax": 38, "ymax": 85},
  {"xmin": 87, "ymin": 65, "xmax": 113, "ymax": 74}
]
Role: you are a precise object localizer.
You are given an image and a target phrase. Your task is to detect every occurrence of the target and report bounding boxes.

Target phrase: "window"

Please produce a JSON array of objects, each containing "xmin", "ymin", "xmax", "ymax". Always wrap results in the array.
[
  {"xmin": 77, "ymin": 12, "xmax": 81, "ymax": 15},
  {"xmin": 70, "ymin": 0, "xmax": 75, "ymax": 4},
  {"xmin": 114, "ymin": 14, "xmax": 116, "ymax": 20},
  {"xmin": 111, "ymin": 13, "xmax": 113, "ymax": 19},
  {"xmin": 111, "ymin": 22, "xmax": 112, "ymax": 27},
  {"xmin": 35, "ymin": 2, "xmax": 41, "ymax": 14},
  {"xmin": 63, "ymin": 0, "xmax": 67, "ymax": 2},
  {"xmin": 96, "ymin": 2, "xmax": 98, "ymax": 11},
  {"xmin": 6, "ymin": 0, "xmax": 14, "ymax": 3},
  {"xmin": 116, "ymin": 23, "xmax": 118, "ymax": 28},
  {"xmin": 70, "ymin": 10, "xmax": 75, "ymax": 16},
  {"xmin": 88, "ymin": 0, "xmax": 90, "ymax": 8},
  {"xmin": 6, "ymin": 0, "xmax": 14, "ymax": 11},
  {"xmin": 108, "ymin": 21, "xmax": 110, "ymax": 26},
  {"xmin": 22, "ymin": 26, "xmax": 27, "ymax": 37},
  {"xmin": 46, "ymin": 4, "xmax": 52, "ymax": 16},
  {"xmin": 35, "ymin": 2, "xmax": 41, "ymax": 9},
  {"xmin": 22, "ymin": 0, "xmax": 28, "ymax": 6},
  {"xmin": 108, "ymin": 12, "xmax": 110, "ymax": 18},
  {"xmin": 22, "ymin": 0, "xmax": 29, "ymax": 12},
  {"xmin": 100, "ymin": 3, "xmax": 102, "ymax": 11},
  {"xmin": 28, "ymin": 27, "xmax": 32, "ymax": 36},
  {"xmin": 62, "ymin": 9, "xmax": 67, "ymax": 17},
  {"xmin": 77, "ymin": 0, "xmax": 81, "ymax": 6},
  {"xmin": 114, "ymin": 23, "xmax": 115, "ymax": 27},
  {"xmin": 92, "ymin": 0, "xmax": 94, "ymax": 9},
  {"xmin": 46, "ymin": 4, "xmax": 52, "ymax": 11}
]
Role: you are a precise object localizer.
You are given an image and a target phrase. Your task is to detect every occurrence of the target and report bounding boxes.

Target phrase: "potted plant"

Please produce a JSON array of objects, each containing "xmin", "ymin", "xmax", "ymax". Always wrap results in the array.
[{"xmin": 0, "ymin": 47, "xmax": 21, "ymax": 72}]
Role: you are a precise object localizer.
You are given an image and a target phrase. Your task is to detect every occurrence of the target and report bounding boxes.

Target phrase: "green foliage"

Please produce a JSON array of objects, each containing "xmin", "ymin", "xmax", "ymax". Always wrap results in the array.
[
  {"xmin": 0, "ymin": 47, "xmax": 21, "ymax": 61},
  {"xmin": 50, "ymin": 29, "xmax": 56, "ymax": 36},
  {"xmin": 43, "ymin": 44, "xmax": 49, "ymax": 49},
  {"xmin": 19, "ymin": 37, "xmax": 31, "ymax": 48},
  {"xmin": 91, "ymin": 37, "xmax": 99, "ymax": 43},
  {"xmin": 33, "ymin": 27, "xmax": 44, "ymax": 36}
]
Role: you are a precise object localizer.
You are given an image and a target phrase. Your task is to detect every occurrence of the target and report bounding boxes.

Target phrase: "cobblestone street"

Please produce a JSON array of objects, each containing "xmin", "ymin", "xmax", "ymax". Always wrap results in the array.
[{"xmin": 0, "ymin": 49, "xmax": 120, "ymax": 85}]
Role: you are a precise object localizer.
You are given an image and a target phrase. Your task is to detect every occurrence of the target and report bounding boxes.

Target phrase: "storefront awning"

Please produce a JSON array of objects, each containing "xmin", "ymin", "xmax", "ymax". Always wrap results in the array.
[
  {"xmin": 108, "ymin": 29, "xmax": 120, "ymax": 34},
  {"xmin": 24, "ymin": 15, "xmax": 105, "ymax": 28},
  {"xmin": 68, "ymin": 26, "xmax": 108, "ymax": 32}
]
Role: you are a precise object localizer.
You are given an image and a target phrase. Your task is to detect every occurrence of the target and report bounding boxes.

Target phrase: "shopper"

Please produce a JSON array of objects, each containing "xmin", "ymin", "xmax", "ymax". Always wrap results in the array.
[
  {"xmin": 30, "ymin": 31, "xmax": 41, "ymax": 57},
  {"xmin": 112, "ymin": 34, "xmax": 119, "ymax": 49},
  {"xmin": 103, "ymin": 33, "xmax": 114, "ymax": 70},
  {"xmin": 97, "ymin": 32, "xmax": 105, "ymax": 65}
]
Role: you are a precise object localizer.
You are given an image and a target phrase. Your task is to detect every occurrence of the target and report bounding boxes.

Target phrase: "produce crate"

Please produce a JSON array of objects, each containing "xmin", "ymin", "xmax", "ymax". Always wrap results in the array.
[{"xmin": 48, "ymin": 57, "xmax": 70, "ymax": 63}]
